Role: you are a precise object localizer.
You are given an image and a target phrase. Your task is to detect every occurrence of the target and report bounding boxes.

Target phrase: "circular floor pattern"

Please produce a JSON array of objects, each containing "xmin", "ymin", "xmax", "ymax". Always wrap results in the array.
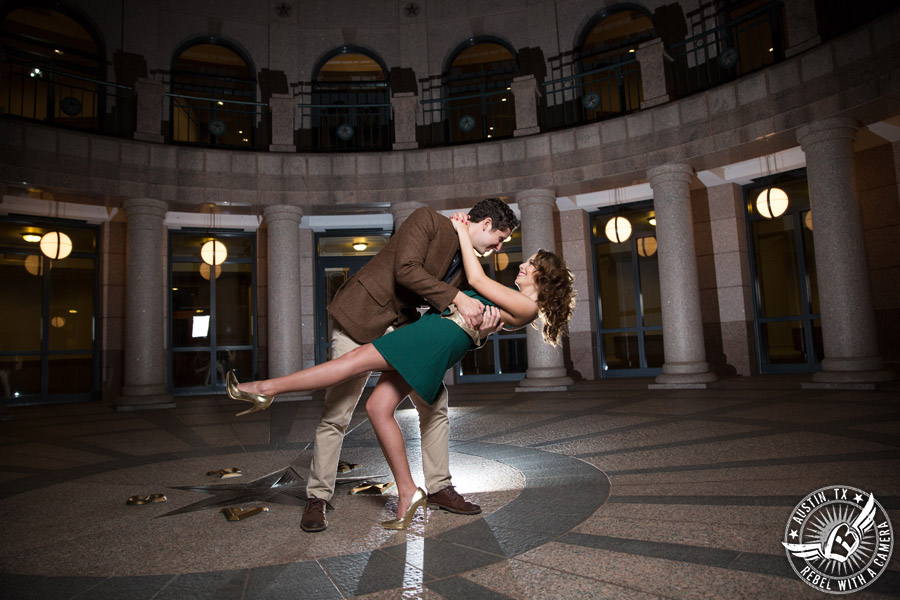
[{"xmin": 1, "ymin": 440, "xmax": 609, "ymax": 598}]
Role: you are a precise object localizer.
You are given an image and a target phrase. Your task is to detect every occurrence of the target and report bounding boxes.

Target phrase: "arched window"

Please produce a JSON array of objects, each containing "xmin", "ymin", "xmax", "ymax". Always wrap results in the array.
[
  {"xmin": 170, "ymin": 40, "xmax": 257, "ymax": 148},
  {"xmin": 307, "ymin": 47, "xmax": 389, "ymax": 151},
  {"xmin": 575, "ymin": 5, "xmax": 654, "ymax": 119},
  {"xmin": 0, "ymin": 5, "xmax": 108, "ymax": 131},
  {"xmin": 423, "ymin": 37, "xmax": 518, "ymax": 146}
]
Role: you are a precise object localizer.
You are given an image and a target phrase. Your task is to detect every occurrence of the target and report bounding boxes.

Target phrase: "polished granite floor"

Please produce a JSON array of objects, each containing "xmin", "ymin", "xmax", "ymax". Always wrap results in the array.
[{"xmin": 1, "ymin": 375, "xmax": 898, "ymax": 599}]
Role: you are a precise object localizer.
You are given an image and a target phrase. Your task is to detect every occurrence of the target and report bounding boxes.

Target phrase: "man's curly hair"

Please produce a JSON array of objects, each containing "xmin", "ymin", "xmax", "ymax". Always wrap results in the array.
[
  {"xmin": 531, "ymin": 250, "xmax": 576, "ymax": 346},
  {"xmin": 467, "ymin": 197, "xmax": 520, "ymax": 233}
]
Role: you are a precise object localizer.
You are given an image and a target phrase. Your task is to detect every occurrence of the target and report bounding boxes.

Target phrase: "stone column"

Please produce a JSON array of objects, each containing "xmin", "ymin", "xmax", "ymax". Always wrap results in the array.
[
  {"xmin": 512, "ymin": 74, "xmax": 540, "ymax": 137},
  {"xmin": 391, "ymin": 92, "xmax": 419, "ymax": 150},
  {"xmin": 636, "ymin": 38, "xmax": 672, "ymax": 109},
  {"xmin": 268, "ymin": 93, "xmax": 296, "ymax": 152},
  {"xmin": 133, "ymin": 78, "xmax": 164, "ymax": 143},
  {"xmin": 391, "ymin": 201, "xmax": 427, "ymax": 228},
  {"xmin": 515, "ymin": 189, "xmax": 573, "ymax": 391},
  {"xmin": 796, "ymin": 118, "xmax": 893, "ymax": 386},
  {"xmin": 264, "ymin": 205, "xmax": 305, "ymax": 387},
  {"xmin": 784, "ymin": 0, "xmax": 820, "ymax": 57},
  {"xmin": 118, "ymin": 198, "xmax": 174, "ymax": 410},
  {"xmin": 649, "ymin": 163, "xmax": 717, "ymax": 387}
]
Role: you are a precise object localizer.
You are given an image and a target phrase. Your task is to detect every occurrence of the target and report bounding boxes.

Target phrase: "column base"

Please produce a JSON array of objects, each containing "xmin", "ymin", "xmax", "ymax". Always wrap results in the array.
[
  {"xmin": 803, "ymin": 368, "xmax": 896, "ymax": 389},
  {"xmin": 516, "ymin": 375, "xmax": 573, "ymax": 392},
  {"xmin": 133, "ymin": 132, "xmax": 164, "ymax": 143},
  {"xmin": 640, "ymin": 96, "xmax": 669, "ymax": 110},
  {"xmin": 269, "ymin": 144, "xmax": 296, "ymax": 153},
  {"xmin": 392, "ymin": 142, "xmax": 418, "ymax": 150},
  {"xmin": 514, "ymin": 126, "xmax": 540, "ymax": 137},
  {"xmin": 116, "ymin": 393, "xmax": 176, "ymax": 411},
  {"xmin": 651, "ymin": 369, "xmax": 718, "ymax": 389}
]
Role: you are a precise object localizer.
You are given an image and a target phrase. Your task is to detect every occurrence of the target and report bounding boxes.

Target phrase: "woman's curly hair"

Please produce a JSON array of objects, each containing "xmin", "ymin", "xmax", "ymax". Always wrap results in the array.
[{"xmin": 531, "ymin": 250, "xmax": 576, "ymax": 346}]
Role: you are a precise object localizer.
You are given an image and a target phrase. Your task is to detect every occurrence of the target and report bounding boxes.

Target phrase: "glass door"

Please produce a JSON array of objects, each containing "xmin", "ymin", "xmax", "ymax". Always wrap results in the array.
[
  {"xmin": 745, "ymin": 171, "xmax": 821, "ymax": 372},
  {"xmin": 592, "ymin": 203, "xmax": 663, "ymax": 376},
  {"xmin": 169, "ymin": 232, "xmax": 256, "ymax": 393},
  {"xmin": 0, "ymin": 217, "xmax": 98, "ymax": 404},
  {"xmin": 315, "ymin": 232, "xmax": 390, "ymax": 363}
]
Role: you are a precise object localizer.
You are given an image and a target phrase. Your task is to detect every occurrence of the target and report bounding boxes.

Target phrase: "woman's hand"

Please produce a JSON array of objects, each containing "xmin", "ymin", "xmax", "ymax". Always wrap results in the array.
[{"xmin": 450, "ymin": 212, "xmax": 470, "ymax": 233}]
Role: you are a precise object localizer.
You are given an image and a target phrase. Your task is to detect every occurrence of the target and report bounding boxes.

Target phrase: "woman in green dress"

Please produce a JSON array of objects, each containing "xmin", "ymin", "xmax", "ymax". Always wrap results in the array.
[{"xmin": 228, "ymin": 212, "xmax": 575, "ymax": 528}]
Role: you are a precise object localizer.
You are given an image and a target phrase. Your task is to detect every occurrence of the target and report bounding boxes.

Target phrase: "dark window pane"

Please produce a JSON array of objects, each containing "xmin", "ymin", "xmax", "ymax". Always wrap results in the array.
[
  {"xmin": 0, "ymin": 253, "xmax": 43, "ymax": 351},
  {"xmin": 49, "ymin": 256, "xmax": 94, "ymax": 351},
  {"xmin": 498, "ymin": 337, "xmax": 527, "ymax": 374},
  {"xmin": 216, "ymin": 263, "xmax": 252, "ymax": 346},
  {"xmin": 604, "ymin": 331, "xmax": 640, "ymax": 370},
  {"xmin": 48, "ymin": 354, "xmax": 92, "ymax": 393},
  {"xmin": 172, "ymin": 263, "xmax": 210, "ymax": 348},
  {"xmin": 172, "ymin": 351, "xmax": 211, "ymax": 388},
  {"xmin": 460, "ymin": 339, "xmax": 496, "ymax": 375},
  {"xmin": 2, "ymin": 354, "xmax": 39, "ymax": 398}
]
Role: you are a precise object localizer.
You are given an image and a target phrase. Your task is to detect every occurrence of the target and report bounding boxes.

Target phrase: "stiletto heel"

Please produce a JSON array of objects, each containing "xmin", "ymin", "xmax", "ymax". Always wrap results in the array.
[
  {"xmin": 381, "ymin": 487, "xmax": 427, "ymax": 530},
  {"xmin": 226, "ymin": 370, "xmax": 274, "ymax": 416}
]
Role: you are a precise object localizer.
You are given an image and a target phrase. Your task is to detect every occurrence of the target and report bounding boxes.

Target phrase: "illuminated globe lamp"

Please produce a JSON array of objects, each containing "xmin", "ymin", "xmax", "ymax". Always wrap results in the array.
[
  {"xmin": 803, "ymin": 211, "xmax": 813, "ymax": 231},
  {"xmin": 755, "ymin": 187, "xmax": 789, "ymax": 219},
  {"xmin": 605, "ymin": 216, "xmax": 632, "ymax": 243},
  {"xmin": 40, "ymin": 231, "xmax": 73, "ymax": 259},
  {"xmin": 199, "ymin": 263, "xmax": 222, "ymax": 280},
  {"xmin": 24, "ymin": 255, "xmax": 48, "ymax": 276},
  {"xmin": 636, "ymin": 236, "xmax": 658, "ymax": 257},
  {"xmin": 200, "ymin": 239, "xmax": 227, "ymax": 266}
]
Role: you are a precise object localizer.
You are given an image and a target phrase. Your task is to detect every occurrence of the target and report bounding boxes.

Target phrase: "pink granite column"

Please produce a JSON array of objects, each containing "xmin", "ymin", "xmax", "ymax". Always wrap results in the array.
[
  {"xmin": 118, "ymin": 198, "xmax": 174, "ymax": 409},
  {"xmin": 264, "ymin": 205, "xmax": 304, "ymax": 380},
  {"xmin": 649, "ymin": 163, "xmax": 717, "ymax": 387},
  {"xmin": 796, "ymin": 118, "xmax": 893, "ymax": 385},
  {"xmin": 515, "ymin": 189, "xmax": 573, "ymax": 391},
  {"xmin": 512, "ymin": 74, "xmax": 540, "ymax": 137}
]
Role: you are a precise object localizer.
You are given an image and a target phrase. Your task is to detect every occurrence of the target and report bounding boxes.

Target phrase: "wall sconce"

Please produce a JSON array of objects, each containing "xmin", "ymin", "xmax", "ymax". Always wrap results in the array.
[
  {"xmin": 40, "ymin": 231, "xmax": 73, "ymax": 259},
  {"xmin": 352, "ymin": 242, "xmax": 367, "ymax": 252},
  {"xmin": 200, "ymin": 239, "xmax": 227, "ymax": 265},
  {"xmin": 22, "ymin": 233, "xmax": 41, "ymax": 243},
  {"xmin": 605, "ymin": 216, "xmax": 632, "ymax": 243},
  {"xmin": 756, "ymin": 187, "xmax": 789, "ymax": 219}
]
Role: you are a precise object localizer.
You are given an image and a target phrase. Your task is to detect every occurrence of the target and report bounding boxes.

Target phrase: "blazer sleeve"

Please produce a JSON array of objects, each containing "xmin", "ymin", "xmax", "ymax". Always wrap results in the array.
[{"xmin": 393, "ymin": 208, "xmax": 460, "ymax": 311}]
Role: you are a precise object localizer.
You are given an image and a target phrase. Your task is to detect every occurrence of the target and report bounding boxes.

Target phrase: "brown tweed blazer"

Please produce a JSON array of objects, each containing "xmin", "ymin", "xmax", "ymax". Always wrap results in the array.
[{"xmin": 327, "ymin": 207, "xmax": 467, "ymax": 344}]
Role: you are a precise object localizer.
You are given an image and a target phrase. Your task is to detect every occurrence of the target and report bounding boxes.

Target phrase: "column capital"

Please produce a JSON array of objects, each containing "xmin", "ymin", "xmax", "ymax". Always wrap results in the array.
[
  {"xmin": 796, "ymin": 117, "xmax": 860, "ymax": 149},
  {"xmin": 515, "ymin": 188, "xmax": 555, "ymax": 208},
  {"xmin": 122, "ymin": 197, "xmax": 168, "ymax": 219},
  {"xmin": 263, "ymin": 204, "xmax": 304, "ymax": 223},
  {"xmin": 647, "ymin": 162, "xmax": 693, "ymax": 187}
]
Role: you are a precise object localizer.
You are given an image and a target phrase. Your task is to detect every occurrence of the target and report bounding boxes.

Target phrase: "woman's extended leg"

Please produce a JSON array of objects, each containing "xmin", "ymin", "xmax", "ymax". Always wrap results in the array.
[
  {"xmin": 237, "ymin": 344, "xmax": 391, "ymax": 397},
  {"xmin": 365, "ymin": 371, "xmax": 418, "ymax": 519}
]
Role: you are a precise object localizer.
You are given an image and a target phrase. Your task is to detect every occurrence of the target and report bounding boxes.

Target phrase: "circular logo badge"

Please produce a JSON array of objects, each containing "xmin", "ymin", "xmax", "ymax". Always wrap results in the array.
[{"xmin": 783, "ymin": 486, "xmax": 893, "ymax": 594}]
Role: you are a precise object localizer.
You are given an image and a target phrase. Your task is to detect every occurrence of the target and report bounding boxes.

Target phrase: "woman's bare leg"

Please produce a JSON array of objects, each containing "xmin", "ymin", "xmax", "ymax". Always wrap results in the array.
[
  {"xmin": 365, "ymin": 371, "xmax": 418, "ymax": 518},
  {"xmin": 237, "ymin": 344, "xmax": 391, "ymax": 397}
]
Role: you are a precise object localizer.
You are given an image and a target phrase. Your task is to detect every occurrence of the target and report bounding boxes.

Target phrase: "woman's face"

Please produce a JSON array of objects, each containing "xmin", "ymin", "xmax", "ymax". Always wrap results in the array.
[{"xmin": 516, "ymin": 253, "xmax": 538, "ymax": 285}]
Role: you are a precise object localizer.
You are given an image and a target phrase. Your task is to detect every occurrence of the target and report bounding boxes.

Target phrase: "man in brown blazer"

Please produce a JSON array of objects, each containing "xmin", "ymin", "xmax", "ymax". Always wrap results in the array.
[{"xmin": 302, "ymin": 198, "xmax": 520, "ymax": 532}]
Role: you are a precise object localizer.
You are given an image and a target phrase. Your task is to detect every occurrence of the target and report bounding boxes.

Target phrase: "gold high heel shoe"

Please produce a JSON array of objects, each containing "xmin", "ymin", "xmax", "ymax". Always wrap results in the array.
[
  {"xmin": 381, "ymin": 487, "xmax": 427, "ymax": 530},
  {"xmin": 226, "ymin": 370, "xmax": 274, "ymax": 417}
]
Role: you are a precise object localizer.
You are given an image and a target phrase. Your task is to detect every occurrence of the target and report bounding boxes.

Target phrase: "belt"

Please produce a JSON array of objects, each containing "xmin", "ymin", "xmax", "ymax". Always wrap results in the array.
[{"xmin": 441, "ymin": 304, "xmax": 487, "ymax": 347}]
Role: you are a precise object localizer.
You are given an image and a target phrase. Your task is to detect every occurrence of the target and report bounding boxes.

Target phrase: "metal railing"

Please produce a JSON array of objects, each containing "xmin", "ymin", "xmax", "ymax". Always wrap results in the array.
[
  {"xmin": 668, "ymin": 1, "xmax": 785, "ymax": 98},
  {"xmin": 541, "ymin": 58, "xmax": 641, "ymax": 130},
  {"xmin": 297, "ymin": 102, "xmax": 392, "ymax": 152},
  {"xmin": 167, "ymin": 92, "xmax": 268, "ymax": 149},
  {"xmin": 1, "ymin": 58, "xmax": 134, "ymax": 137},
  {"xmin": 419, "ymin": 88, "xmax": 515, "ymax": 147}
]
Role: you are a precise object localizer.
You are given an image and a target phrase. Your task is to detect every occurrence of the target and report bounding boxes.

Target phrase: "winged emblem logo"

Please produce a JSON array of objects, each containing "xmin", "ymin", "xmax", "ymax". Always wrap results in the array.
[{"xmin": 782, "ymin": 493, "xmax": 876, "ymax": 562}]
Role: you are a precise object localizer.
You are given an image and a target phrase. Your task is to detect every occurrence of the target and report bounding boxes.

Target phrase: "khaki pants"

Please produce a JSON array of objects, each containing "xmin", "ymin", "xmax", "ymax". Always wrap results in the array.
[{"xmin": 306, "ymin": 323, "xmax": 452, "ymax": 501}]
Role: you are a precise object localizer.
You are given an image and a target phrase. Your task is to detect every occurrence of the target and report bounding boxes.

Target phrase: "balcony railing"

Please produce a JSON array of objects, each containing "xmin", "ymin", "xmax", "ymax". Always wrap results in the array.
[
  {"xmin": 419, "ymin": 88, "xmax": 515, "ymax": 147},
  {"xmin": 669, "ymin": 1, "xmax": 785, "ymax": 98},
  {"xmin": 168, "ymin": 92, "xmax": 268, "ymax": 149},
  {"xmin": 297, "ymin": 102, "xmax": 392, "ymax": 152},
  {"xmin": 1, "ymin": 58, "xmax": 134, "ymax": 137},
  {"xmin": 541, "ymin": 58, "xmax": 641, "ymax": 130}
]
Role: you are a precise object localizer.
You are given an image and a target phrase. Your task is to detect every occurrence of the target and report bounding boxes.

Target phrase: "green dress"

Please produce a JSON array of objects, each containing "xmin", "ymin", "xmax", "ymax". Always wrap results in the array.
[{"xmin": 372, "ymin": 290, "xmax": 496, "ymax": 404}]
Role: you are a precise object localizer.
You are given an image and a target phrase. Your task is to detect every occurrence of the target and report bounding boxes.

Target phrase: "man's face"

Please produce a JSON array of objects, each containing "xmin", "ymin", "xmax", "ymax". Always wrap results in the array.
[{"xmin": 468, "ymin": 218, "xmax": 512, "ymax": 256}]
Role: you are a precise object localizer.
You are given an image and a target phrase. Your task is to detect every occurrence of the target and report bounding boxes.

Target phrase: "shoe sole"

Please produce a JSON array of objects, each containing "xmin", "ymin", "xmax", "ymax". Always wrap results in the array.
[
  {"xmin": 301, "ymin": 523, "xmax": 327, "ymax": 532},
  {"xmin": 427, "ymin": 502, "xmax": 481, "ymax": 515}
]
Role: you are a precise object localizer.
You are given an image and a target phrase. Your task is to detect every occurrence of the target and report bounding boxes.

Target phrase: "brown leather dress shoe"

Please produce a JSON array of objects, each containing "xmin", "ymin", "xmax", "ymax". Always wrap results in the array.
[
  {"xmin": 426, "ymin": 485, "xmax": 481, "ymax": 515},
  {"xmin": 301, "ymin": 498, "xmax": 328, "ymax": 532}
]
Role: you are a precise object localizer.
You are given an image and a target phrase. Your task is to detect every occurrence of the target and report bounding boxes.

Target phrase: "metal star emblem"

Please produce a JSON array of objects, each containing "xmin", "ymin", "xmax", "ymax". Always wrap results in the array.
[
  {"xmin": 404, "ymin": 2, "xmax": 419, "ymax": 17},
  {"xmin": 159, "ymin": 467, "xmax": 387, "ymax": 518},
  {"xmin": 275, "ymin": 3, "xmax": 291, "ymax": 18}
]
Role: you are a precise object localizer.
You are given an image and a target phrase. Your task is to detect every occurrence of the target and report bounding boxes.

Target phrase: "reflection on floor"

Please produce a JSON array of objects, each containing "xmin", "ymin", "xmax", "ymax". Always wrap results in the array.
[{"xmin": 1, "ymin": 375, "xmax": 898, "ymax": 599}]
